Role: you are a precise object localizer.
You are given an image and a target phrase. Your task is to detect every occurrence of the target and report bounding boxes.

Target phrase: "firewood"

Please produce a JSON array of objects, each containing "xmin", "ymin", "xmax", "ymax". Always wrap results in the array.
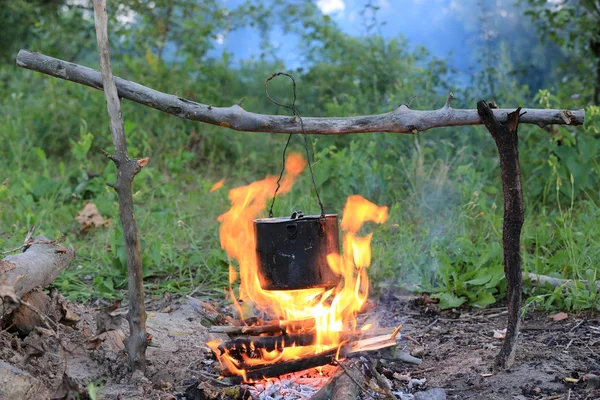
[
  {"xmin": 218, "ymin": 326, "xmax": 399, "ymax": 356},
  {"xmin": 312, "ymin": 360, "xmax": 363, "ymax": 400},
  {"xmin": 208, "ymin": 317, "xmax": 315, "ymax": 335},
  {"xmin": 0, "ymin": 236, "xmax": 75, "ymax": 319},
  {"xmin": 222, "ymin": 347, "xmax": 340, "ymax": 383}
]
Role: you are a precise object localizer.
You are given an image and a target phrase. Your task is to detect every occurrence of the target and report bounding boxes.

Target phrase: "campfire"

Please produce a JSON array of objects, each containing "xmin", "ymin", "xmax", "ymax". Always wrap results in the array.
[{"xmin": 207, "ymin": 153, "xmax": 400, "ymax": 383}]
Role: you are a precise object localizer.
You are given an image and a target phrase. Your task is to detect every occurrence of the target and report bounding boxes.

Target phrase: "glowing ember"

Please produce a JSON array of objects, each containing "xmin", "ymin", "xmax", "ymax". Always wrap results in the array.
[{"xmin": 208, "ymin": 152, "xmax": 389, "ymax": 381}]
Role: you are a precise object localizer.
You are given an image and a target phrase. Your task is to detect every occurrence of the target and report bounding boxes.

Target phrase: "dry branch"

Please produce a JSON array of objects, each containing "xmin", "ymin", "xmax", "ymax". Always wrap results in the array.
[
  {"xmin": 524, "ymin": 272, "xmax": 600, "ymax": 291},
  {"xmin": 16, "ymin": 50, "xmax": 585, "ymax": 134},
  {"xmin": 93, "ymin": 0, "xmax": 148, "ymax": 374},
  {"xmin": 0, "ymin": 236, "xmax": 75, "ymax": 318}
]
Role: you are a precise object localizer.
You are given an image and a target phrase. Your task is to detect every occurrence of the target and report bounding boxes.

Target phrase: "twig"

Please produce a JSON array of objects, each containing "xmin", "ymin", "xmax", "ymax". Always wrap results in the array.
[
  {"xmin": 396, "ymin": 353, "xmax": 422, "ymax": 365},
  {"xmin": 426, "ymin": 318, "xmax": 440, "ymax": 329},
  {"xmin": 367, "ymin": 359, "xmax": 397, "ymax": 399},
  {"xmin": 411, "ymin": 367, "xmax": 436, "ymax": 375},
  {"xmin": 403, "ymin": 334, "xmax": 421, "ymax": 346},
  {"xmin": 23, "ymin": 225, "xmax": 37, "ymax": 245},
  {"xmin": 570, "ymin": 320, "xmax": 584, "ymax": 332},
  {"xmin": 1, "ymin": 238, "xmax": 63, "ymax": 255},
  {"xmin": 16, "ymin": 296, "xmax": 60, "ymax": 335}
]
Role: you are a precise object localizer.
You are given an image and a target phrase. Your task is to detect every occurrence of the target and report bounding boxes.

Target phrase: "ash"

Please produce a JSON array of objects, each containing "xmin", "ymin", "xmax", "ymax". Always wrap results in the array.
[{"xmin": 242, "ymin": 366, "xmax": 335, "ymax": 399}]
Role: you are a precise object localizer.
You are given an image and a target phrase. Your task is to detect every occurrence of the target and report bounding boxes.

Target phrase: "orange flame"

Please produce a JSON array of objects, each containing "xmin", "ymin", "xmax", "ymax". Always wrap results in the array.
[
  {"xmin": 210, "ymin": 178, "xmax": 225, "ymax": 192},
  {"xmin": 212, "ymin": 153, "xmax": 388, "ymax": 377}
]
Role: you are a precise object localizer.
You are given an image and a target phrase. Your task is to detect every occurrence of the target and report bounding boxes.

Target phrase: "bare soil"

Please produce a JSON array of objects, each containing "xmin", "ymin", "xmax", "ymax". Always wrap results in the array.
[{"xmin": 1, "ymin": 291, "xmax": 599, "ymax": 399}]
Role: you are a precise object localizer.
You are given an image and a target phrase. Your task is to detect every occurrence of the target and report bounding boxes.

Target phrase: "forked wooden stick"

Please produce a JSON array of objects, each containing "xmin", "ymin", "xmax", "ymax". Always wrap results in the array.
[
  {"xmin": 478, "ymin": 101, "xmax": 524, "ymax": 370},
  {"xmin": 92, "ymin": 0, "xmax": 149, "ymax": 374}
]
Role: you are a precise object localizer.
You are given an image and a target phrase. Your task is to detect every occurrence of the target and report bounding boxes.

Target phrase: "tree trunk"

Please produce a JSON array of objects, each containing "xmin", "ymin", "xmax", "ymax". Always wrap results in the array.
[{"xmin": 591, "ymin": 38, "xmax": 600, "ymax": 105}]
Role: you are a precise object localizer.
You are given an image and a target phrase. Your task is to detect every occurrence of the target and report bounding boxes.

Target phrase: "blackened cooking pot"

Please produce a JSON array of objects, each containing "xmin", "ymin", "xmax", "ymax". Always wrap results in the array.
[{"xmin": 254, "ymin": 211, "xmax": 341, "ymax": 290}]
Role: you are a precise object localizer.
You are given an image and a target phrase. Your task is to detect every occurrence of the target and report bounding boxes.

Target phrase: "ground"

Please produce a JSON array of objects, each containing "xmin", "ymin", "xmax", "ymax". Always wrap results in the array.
[{"xmin": 1, "ymin": 290, "xmax": 599, "ymax": 399}]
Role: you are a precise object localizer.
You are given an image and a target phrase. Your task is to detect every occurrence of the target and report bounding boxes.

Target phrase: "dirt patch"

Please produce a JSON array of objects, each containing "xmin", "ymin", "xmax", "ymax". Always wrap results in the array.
[
  {"xmin": 1, "ymin": 292, "xmax": 599, "ymax": 399},
  {"xmin": 373, "ymin": 292, "xmax": 600, "ymax": 399}
]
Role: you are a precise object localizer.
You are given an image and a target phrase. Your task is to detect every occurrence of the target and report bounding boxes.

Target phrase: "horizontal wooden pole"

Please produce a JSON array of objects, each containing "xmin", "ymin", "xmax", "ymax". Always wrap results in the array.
[{"xmin": 17, "ymin": 50, "xmax": 585, "ymax": 134}]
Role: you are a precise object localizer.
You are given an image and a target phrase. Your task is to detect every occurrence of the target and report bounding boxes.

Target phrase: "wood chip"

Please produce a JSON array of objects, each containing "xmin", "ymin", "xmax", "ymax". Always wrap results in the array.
[{"xmin": 548, "ymin": 312, "xmax": 568, "ymax": 322}]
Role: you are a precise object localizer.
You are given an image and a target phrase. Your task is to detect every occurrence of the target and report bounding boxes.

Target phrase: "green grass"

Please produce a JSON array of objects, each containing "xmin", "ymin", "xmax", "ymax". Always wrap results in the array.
[{"xmin": 1, "ymin": 64, "xmax": 599, "ymax": 313}]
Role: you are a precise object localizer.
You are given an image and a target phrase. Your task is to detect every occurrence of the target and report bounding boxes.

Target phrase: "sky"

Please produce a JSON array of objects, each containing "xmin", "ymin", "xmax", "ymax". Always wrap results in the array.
[{"xmin": 216, "ymin": 0, "xmax": 486, "ymax": 78}]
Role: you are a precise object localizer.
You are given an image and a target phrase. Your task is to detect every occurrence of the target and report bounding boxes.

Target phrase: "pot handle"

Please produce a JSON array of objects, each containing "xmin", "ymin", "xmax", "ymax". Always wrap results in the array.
[{"xmin": 290, "ymin": 210, "xmax": 304, "ymax": 219}]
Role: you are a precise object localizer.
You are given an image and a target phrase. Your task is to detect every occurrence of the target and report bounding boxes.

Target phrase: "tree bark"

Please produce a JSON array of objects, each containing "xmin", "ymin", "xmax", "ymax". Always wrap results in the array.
[
  {"xmin": 93, "ymin": 0, "xmax": 148, "ymax": 374},
  {"xmin": 591, "ymin": 38, "xmax": 600, "ymax": 105},
  {"xmin": 0, "ymin": 236, "xmax": 75, "ymax": 318},
  {"xmin": 16, "ymin": 51, "xmax": 585, "ymax": 133},
  {"xmin": 477, "ymin": 101, "xmax": 525, "ymax": 370}
]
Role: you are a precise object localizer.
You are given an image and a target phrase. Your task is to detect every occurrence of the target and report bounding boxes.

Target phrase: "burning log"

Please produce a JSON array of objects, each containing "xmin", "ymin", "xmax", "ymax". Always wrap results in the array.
[
  {"xmin": 212, "ymin": 329, "xmax": 401, "ymax": 384},
  {"xmin": 217, "ymin": 326, "xmax": 399, "ymax": 356},
  {"xmin": 222, "ymin": 347, "xmax": 340, "ymax": 383},
  {"xmin": 208, "ymin": 317, "xmax": 315, "ymax": 335}
]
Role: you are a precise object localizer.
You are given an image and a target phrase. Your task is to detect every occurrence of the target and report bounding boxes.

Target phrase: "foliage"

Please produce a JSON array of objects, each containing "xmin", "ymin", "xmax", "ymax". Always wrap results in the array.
[
  {"xmin": 522, "ymin": 0, "xmax": 600, "ymax": 104},
  {"xmin": 0, "ymin": 0, "xmax": 599, "ymax": 314}
]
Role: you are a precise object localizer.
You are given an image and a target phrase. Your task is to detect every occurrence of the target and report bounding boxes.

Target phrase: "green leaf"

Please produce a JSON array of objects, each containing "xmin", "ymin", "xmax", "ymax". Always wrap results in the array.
[
  {"xmin": 465, "ymin": 273, "xmax": 492, "ymax": 286},
  {"xmin": 473, "ymin": 291, "xmax": 497, "ymax": 308},
  {"xmin": 434, "ymin": 292, "xmax": 466, "ymax": 309}
]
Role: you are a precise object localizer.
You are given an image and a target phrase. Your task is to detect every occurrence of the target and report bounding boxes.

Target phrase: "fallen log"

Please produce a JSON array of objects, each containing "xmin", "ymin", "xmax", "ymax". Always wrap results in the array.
[{"xmin": 0, "ymin": 236, "xmax": 75, "ymax": 319}]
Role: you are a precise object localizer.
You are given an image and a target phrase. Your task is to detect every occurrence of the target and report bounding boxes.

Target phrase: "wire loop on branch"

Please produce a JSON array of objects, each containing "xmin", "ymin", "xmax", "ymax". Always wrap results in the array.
[{"xmin": 265, "ymin": 73, "xmax": 326, "ymax": 218}]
